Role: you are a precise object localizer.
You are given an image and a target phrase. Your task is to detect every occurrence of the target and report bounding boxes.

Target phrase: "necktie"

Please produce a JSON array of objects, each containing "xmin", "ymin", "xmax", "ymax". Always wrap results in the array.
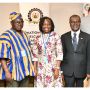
[{"xmin": 72, "ymin": 33, "xmax": 77, "ymax": 51}]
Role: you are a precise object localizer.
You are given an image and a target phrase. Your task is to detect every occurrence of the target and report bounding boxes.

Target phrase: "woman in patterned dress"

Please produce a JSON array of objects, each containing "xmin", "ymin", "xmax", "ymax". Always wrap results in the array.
[{"xmin": 32, "ymin": 17, "xmax": 63, "ymax": 87}]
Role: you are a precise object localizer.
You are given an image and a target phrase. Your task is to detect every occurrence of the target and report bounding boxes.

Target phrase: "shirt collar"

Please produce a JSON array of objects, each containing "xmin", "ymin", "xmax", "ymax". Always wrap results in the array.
[{"xmin": 71, "ymin": 30, "xmax": 80, "ymax": 38}]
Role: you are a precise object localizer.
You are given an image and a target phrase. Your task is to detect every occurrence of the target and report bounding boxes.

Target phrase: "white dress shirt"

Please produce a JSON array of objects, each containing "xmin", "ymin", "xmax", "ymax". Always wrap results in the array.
[{"xmin": 71, "ymin": 30, "xmax": 80, "ymax": 44}]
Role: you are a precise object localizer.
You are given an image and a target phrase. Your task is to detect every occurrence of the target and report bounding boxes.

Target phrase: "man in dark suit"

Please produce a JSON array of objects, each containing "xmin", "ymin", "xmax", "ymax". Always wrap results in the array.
[{"xmin": 61, "ymin": 15, "xmax": 90, "ymax": 87}]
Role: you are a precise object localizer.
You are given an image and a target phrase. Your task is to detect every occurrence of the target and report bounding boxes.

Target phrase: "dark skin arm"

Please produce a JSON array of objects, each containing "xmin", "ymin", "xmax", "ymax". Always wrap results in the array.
[{"xmin": 1, "ymin": 59, "xmax": 12, "ymax": 81}]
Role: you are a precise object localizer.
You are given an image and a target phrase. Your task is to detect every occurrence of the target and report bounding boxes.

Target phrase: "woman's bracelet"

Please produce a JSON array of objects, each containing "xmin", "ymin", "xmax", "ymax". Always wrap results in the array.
[{"xmin": 55, "ymin": 66, "xmax": 60, "ymax": 69}]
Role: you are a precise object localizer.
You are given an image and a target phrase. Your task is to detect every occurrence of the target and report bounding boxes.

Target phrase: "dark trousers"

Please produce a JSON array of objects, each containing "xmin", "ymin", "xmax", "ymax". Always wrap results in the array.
[
  {"xmin": 64, "ymin": 74, "xmax": 85, "ymax": 87},
  {"xmin": 0, "ymin": 80, "xmax": 5, "ymax": 87},
  {"xmin": 6, "ymin": 76, "xmax": 34, "ymax": 87}
]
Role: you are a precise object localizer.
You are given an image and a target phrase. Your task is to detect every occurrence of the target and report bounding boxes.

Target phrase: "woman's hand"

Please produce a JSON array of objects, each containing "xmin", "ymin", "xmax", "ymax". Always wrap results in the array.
[
  {"xmin": 54, "ymin": 68, "xmax": 59, "ymax": 80},
  {"xmin": 34, "ymin": 61, "xmax": 38, "ymax": 77},
  {"xmin": 34, "ymin": 69, "xmax": 38, "ymax": 77}
]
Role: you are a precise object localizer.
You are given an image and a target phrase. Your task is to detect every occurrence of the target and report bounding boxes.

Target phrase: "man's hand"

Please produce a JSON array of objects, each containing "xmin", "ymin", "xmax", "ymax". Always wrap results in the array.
[
  {"xmin": 1, "ymin": 59, "xmax": 12, "ymax": 81},
  {"xmin": 5, "ymin": 71, "xmax": 12, "ymax": 81},
  {"xmin": 87, "ymin": 74, "xmax": 90, "ymax": 80}
]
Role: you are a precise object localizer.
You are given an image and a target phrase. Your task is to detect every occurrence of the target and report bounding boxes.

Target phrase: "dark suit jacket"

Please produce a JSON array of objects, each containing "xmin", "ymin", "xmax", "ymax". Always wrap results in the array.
[{"xmin": 61, "ymin": 30, "xmax": 90, "ymax": 78}]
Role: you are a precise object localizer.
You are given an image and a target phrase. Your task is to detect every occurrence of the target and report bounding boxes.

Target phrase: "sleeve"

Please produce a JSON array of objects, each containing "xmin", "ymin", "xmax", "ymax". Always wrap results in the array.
[
  {"xmin": 87, "ymin": 36, "xmax": 90, "ymax": 74},
  {"xmin": 55, "ymin": 33, "xmax": 63, "ymax": 61},
  {"xmin": 31, "ymin": 37, "xmax": 39, "ymax": 61},
  {"xmin": 0, "ymin": 34, "xmax": 11, "ymax": 60}
]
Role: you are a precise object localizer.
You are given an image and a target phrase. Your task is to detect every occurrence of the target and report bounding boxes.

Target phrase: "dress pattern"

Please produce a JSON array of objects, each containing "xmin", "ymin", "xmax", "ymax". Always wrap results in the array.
[{"xmin": 32, "ymin": 31, "xmax": 63, "ymax": 87}]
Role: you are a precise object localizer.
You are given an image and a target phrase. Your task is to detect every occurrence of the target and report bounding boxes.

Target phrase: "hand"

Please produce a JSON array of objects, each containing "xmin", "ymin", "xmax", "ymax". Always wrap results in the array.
[
  {"xmin": 5, "ymin": 71, "xmax": 12, "ymax": 81},
  {"xmin": 61, "ymin": 73, "xmax": 64, "ymax": 81},
  {"xmin": 34, "ymin": 69, "xmax": 38, "ymax": 77},
  {"xmin": 54, "ymin": 68, "xmax": 59, "ymax": 80},
  {"xmin": 87, "ymin": 74, "xmax": 90, "ymax": 80},
  {"xmin": 61, "ymin": 73, "xmax": 65, "ymax": 86}
]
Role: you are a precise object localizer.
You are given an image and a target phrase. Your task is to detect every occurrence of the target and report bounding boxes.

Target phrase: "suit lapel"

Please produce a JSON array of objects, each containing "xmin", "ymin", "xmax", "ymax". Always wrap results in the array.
[
  {"xmin": 76, "ymin": 31, "xmax": 84, "ymax": 51},
  {"xmin": 67, "ymin": 32, "xmax": 74, "ymax": 51}
]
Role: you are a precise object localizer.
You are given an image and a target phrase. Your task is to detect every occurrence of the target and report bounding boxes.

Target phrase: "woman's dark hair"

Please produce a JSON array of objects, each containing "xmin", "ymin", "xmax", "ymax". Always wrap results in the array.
[{"xmin": 39, "ymin": 16, "xmax": 55, "ymax": 33}]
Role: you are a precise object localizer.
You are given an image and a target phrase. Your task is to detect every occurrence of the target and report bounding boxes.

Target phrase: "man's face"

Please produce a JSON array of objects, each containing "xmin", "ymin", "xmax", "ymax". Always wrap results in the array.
[
  {"xmin": 11, "ymin": 18, "xmax": 24, "ymax": 32},
  {"xmin": 69, "ymin": 16, "xmax": 81, "ymax": 32}
]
